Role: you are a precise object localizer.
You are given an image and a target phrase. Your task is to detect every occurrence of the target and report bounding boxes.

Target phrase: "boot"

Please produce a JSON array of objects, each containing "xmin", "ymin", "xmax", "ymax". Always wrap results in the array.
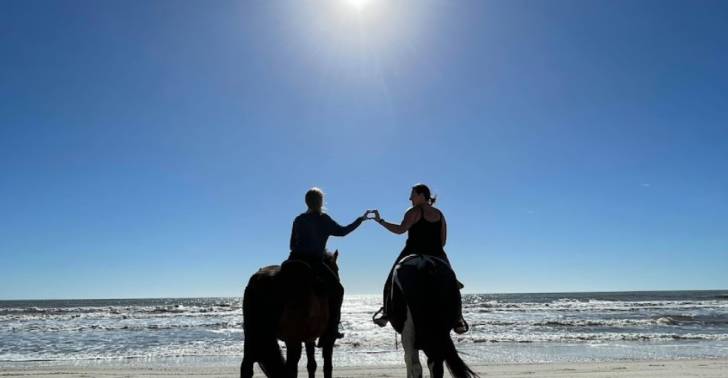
[
  {"xmin": 372, "ymin": 306, "xmax": 389, "ymax": 327},
  {"xmin": 454, "ymin": 316, "xmax": 469, "ymax": 334},
  {"xmin": 317, "ymin": 323, "xmax": 344, "ymax": 347}
]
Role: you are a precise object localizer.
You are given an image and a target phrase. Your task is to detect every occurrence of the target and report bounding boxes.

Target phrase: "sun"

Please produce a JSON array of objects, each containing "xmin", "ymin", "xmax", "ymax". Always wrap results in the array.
[{"xmin": 346, "ymin": 0, "xmax": 371, "ymax": 8}]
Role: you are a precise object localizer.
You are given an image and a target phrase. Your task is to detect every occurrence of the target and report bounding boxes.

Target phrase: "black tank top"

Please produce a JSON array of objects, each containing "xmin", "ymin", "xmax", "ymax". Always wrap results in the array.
[{"xmin": 405, "ymin": 206, "xmax": 444, "ymax": 255}]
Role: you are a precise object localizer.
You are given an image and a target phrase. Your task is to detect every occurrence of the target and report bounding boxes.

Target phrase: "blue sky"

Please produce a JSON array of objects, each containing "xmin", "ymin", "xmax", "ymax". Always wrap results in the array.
[{"xmin": 1, "ymin": 0, "xmax": 726, "ymax": 300}]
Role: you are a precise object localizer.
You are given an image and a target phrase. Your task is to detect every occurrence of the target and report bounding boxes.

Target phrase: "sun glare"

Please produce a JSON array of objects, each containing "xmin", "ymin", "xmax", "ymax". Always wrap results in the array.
[{"xmin": 346, "ymin": 0, "xmax": 371, "ymax": 9}]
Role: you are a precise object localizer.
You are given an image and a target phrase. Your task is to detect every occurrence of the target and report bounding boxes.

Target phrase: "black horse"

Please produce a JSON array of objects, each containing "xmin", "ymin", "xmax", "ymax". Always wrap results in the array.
[
  {"xmin": 386, "ymin": 254, "xmax": 478, "ymax": 378},
  {"xmin": 240, "ymin": 251, "xmax": 340, "ymax": 378}
]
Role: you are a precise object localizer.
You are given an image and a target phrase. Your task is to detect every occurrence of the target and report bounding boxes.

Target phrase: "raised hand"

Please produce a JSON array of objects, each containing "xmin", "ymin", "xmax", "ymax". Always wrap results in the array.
[{"xmin": 361, "ymin": 209, "xmax": 373, "ymax": 220}]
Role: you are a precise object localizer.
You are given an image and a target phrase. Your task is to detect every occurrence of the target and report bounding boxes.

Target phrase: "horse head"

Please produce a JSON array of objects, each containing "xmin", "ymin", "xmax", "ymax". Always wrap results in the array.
[{"xmin": 323, "ymin": 249, "xmax": 340, "ymax": 279}]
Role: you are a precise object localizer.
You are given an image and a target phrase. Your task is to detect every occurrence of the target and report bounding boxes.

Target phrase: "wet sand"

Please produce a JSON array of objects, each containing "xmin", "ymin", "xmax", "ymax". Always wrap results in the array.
[{"xmin": 1, "ymin": 358, "xmax": 727, "ymax": 377}]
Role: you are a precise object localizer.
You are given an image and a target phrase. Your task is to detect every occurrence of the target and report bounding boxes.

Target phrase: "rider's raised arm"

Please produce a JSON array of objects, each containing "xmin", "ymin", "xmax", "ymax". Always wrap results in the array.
[
  {"xmin": 325, "ymin": 213, "xmax": 364, "ymax": 237},
  {"xmin": 379, "ymin": 207, "xmax": 417, "ymax": 235}
]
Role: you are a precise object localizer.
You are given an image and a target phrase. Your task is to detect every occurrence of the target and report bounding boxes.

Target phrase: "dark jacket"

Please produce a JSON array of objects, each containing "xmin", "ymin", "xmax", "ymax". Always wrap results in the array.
[{"xmin": 289, "ymin": 212, "xmax": 363, "ymax": 259}]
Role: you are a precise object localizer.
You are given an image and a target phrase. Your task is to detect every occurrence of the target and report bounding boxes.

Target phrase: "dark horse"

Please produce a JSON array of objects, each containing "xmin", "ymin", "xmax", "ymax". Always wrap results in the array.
[
  {"xmin": 240, "ymin": 250, "xmax": 340, "ymax": 378},
  {"xmin": 386, "ymin": 254, "xmax": 478, "ymax": 378}
]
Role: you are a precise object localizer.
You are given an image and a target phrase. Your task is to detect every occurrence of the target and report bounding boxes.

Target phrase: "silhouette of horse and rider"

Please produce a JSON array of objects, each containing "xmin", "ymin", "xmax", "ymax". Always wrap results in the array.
[{"xmin": 240, "ymin": 184, "xmax": 477, "ymax": 378}]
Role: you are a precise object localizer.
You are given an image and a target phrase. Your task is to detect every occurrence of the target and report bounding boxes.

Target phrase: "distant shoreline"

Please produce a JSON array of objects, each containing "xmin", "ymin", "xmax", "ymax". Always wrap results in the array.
[{"xmin": 2, "ymin": 289, "xmax": 726, "ymax": 302}]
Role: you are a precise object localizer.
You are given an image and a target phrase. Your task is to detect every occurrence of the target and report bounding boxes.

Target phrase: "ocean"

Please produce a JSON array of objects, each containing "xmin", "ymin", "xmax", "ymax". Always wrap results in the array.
[{"xmin": 1, "ymin": 290, "xmax": 727, "ymax": 368}]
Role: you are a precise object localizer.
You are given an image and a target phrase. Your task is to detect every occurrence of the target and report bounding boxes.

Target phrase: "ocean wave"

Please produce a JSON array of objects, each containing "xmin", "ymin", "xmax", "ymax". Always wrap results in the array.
[
  {"xmin": 2, "ymin": 321, "xmax": 242, "ymax": 333},
  {"xmin": 468, "ymin": 318, "xmax": 658, "ymax": 328},
  {"xmin": 466, "ymin": 299, "xmax": 728, "ymax": 313},
  {"xmin": 465, "ymin": 314, "xmax": 728, "ymax": 328},
  {"xmin": 0, "ymin": 306, "xmax": 240, "ymax": 320},
  {"xmin": 328, "ymin": 331, "xmax": 728, "ymax": 348},
  {"xmin": 0, "ymin": 341, "xmax": 245, "ymax": 362},
  {"xmin": 7, "ymin": 315, "xmax": 725, "ymax": 333},
  {"xmin": 462, "ymin": 332, "xmax": 728, "ymax": 343},
  {"xmin": 0, "ymin": 311, "xmax": 240, "ymax": 324},
  {"xmin": 650, "ymin": 313, "xmax": 728, "ymax": 327}
]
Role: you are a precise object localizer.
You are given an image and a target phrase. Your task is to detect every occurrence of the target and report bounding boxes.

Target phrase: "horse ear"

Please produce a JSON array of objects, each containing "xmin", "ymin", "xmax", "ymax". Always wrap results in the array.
[{"xmin": 334, "ymin": 250, "xmax": 339, "ymax": 260}]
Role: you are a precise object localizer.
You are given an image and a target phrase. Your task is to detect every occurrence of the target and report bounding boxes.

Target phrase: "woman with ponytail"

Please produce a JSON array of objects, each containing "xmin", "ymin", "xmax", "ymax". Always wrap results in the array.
[{"xmin": 370, "ymin": 183, "xmax": 467, "ymax": 334}]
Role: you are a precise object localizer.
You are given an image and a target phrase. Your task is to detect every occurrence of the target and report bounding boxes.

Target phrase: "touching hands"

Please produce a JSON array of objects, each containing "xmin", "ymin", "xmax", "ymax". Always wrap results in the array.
[
  {"xmin": 362, "ymin": 209, "xmax": 380, "ymax": 221},
  {"xmin": 369, "ymin": 210, "xmax": 381, "ymax": 222}
]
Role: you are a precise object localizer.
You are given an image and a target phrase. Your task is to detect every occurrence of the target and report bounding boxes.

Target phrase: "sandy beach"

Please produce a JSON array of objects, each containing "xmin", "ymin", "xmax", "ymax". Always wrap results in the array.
[{"xmin": 2, "ymin": 359, "xmax": 727, "ymax": 378}]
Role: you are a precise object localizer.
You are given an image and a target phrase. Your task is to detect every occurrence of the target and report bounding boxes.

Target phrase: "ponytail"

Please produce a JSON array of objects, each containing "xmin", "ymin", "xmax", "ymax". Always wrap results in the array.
[{"xmin": 412, "ymin": 183, "xmax": 437, "ymax": 205}]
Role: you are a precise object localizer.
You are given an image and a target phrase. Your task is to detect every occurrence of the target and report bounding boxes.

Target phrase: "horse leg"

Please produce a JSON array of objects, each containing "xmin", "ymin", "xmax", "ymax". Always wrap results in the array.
[
  {"xmin": 427, "ymin": 357, "xmax": 445, "ymax": 378},
  {"xmin": 240, "ymin": 355, "xmax": 254, "ymax": 378},
  {"xmin": 402, "ymin": 306, "xmax": 423, "ymax": 378},
  {"xmin": 285, "ymin": 342, "xmax": 302, "ymax": 378},
  {"xmin": 320, "ymin": 339, "xmax": 335, "ymax": 378},
  {"xmin": 305, "ymin": 342, "xmax": 317, "ymax": 378}
]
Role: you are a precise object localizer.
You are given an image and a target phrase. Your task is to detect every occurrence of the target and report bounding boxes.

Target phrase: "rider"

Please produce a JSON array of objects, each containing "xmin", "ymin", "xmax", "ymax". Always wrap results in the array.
[
  {"xmin": 370, "ymin": 183, "xmax": 468, "ymax": 334},
  {"xmin": 288, "ymin": 187, "xmax": 371, "ymax": 343}
]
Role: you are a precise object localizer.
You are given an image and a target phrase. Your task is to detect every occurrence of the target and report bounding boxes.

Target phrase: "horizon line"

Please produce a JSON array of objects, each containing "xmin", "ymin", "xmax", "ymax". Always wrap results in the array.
[{"xmin": 2, "ymin": 288, "xmax": 726, "ymax": 302}]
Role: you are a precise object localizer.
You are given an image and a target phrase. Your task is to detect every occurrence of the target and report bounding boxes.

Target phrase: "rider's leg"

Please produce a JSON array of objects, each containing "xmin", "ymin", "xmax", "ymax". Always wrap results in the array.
[
  {"xmin": 454, "ymin": 295, "xmax": 468, "ymax": 334},
  {"xmin": 444, "ymin": 255, "xmax": 468, "ymax": 334},
  {"xmin": 372, "ymin": 268, "xmax": 394, "ymax": 327},
  {"xmin": 318, "ymin": 264, "xmax": 344, "ymax": 344},
  {"xmin": 328, "ymin": 281, "xmax": 344, "ymax": 336},
  {"xmin": 373, "ymin": 249, "xmax": 412, "ymax": 326},
  {"xmin": 438, "ymin": 253, "xmax": 468, "ymax": 334}
]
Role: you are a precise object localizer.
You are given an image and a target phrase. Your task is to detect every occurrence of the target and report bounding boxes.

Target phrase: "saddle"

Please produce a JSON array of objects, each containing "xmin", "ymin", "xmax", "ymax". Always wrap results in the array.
[
  {"xmin": 384, "ymin": 254, "xmax": 460, "ymax": 333},
  {"xmin": 279, "ymin": 259, "xmax": 327, "ymax": 297}
]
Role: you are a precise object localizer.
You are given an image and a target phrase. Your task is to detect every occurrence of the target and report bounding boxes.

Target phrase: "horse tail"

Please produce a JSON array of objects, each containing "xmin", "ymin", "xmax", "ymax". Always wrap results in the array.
[
  {"xmin": 417, "ymin": 320, "xmax": 478, "ymax": 378},
  {"xmin": 242, "ymin": 269, "xmax": 285, "ymax": 377},
  {"xmin": 441, "ymin": 337, "xmax": 478, "ymax": 378}
]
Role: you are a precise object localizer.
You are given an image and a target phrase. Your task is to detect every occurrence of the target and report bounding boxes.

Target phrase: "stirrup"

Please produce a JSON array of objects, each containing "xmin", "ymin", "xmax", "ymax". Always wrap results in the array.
[
  {"xmin": 372, "ymin": 307, "xmax": 389, "ymax": 327},
  {"xmin": 317, "ymin": 331, "xmax": 344, "ymax": 347},
  {"xmin": 454, "ymin": 318, "xmax": 469, "ymax": 334}
]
